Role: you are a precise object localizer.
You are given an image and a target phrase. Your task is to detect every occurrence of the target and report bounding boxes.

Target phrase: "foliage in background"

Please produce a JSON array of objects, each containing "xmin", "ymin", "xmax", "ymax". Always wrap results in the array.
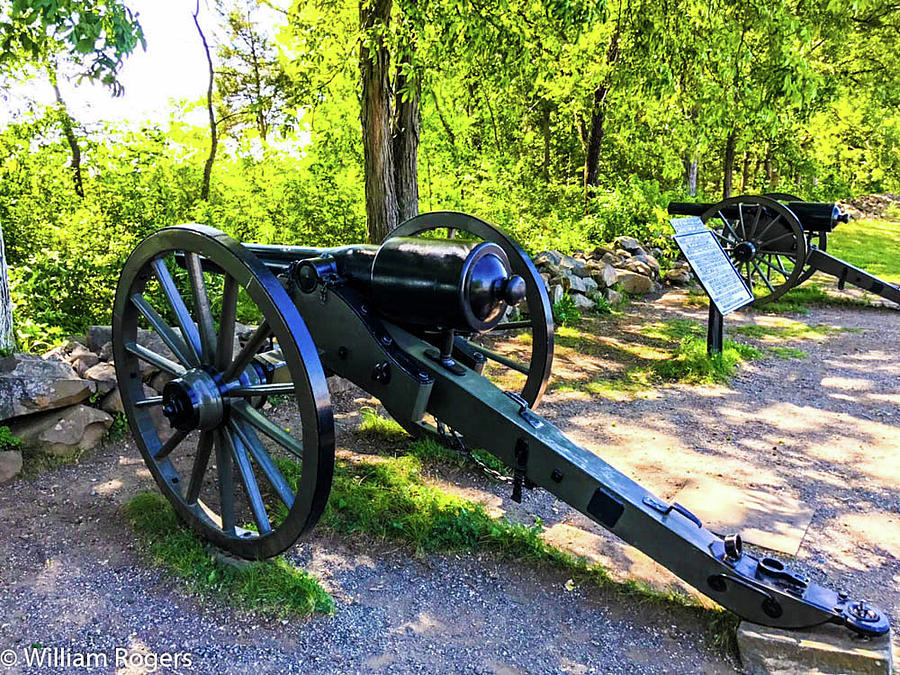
[{"xmin": 1, "ymin": 0, "xmax": 900, "ymax": 344}]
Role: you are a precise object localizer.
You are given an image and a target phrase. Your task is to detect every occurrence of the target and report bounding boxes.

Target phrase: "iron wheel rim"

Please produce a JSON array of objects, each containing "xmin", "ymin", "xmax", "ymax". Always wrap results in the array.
[{"xmin": 112, "ymin": 224, "xmax": 334, "ymax": 559}]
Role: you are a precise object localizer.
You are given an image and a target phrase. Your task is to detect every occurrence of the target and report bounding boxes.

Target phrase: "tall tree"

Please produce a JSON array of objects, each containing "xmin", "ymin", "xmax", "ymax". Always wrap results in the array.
[
  {"xmin": 194, "ymin": 0, "xmax": 218, "ymax": 202},
  {"xmin": 215, "ymin": 0, "xmax": 291, "ymax": 141}
]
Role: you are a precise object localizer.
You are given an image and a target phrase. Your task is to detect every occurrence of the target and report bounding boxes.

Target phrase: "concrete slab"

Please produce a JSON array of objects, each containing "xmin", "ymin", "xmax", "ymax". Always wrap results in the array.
[
  {"xmin": 671, "ymin": 477, "xmax": 813, "ymax": 555},
  {"xmin": 737, "ymin": 621, "xmax": 893, "ymax": 674}
]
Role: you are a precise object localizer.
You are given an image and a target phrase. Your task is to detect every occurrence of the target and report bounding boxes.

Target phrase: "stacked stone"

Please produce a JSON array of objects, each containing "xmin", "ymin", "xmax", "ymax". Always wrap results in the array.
[{"xmin": 530, "ymin": 235, "xmax": 693, "ymax": 311}]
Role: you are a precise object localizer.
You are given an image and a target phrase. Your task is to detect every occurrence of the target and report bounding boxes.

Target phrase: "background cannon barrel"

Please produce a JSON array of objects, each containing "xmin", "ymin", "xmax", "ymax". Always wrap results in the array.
[{"xmin": 668, "ymin": 200, "xmax": 848, "ymax": 232}]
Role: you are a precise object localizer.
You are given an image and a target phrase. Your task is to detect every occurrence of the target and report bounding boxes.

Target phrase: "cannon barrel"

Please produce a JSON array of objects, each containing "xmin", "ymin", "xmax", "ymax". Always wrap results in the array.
[
  {"xmin": 241, "ymin": 238, "xmax": 526, "ymax": 334},
  {"xmin": 667, "ymin": 200, "xmax": 848, "ymax": 232}
]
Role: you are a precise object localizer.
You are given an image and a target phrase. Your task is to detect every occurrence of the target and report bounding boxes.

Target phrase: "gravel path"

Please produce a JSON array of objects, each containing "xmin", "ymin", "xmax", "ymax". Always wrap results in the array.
[{"xmin": 0, "ymin": 290, "xmax": 897, "ymax": 674}]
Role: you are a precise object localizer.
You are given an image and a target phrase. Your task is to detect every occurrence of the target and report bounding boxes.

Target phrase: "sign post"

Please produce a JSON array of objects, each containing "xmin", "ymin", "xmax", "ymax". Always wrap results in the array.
[{"xmin": 670, "ymin": 217, "xmax": 754, "ymax": 355}]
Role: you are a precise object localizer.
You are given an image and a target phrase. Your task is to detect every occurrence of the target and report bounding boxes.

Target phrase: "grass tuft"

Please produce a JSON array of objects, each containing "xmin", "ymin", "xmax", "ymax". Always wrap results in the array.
[
  {"xmin": 123, "ymin": 492, "xmax": 334, "ymax": 617},
  {"xmin": 358, "ymin": 407, "xmax": 408, "ymax": 441},
  {"xmin": 651, "ymin": 336, "xmax": 761, "ymax": 384}
]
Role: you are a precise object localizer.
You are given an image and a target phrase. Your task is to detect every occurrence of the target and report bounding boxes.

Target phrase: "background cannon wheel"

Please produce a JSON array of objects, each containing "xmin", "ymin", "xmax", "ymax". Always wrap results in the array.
[
  {"xmin": 113, "ymin": 224, "xmax": 334, "ymax": 559},
  {"xmin": 701, "ymin": 195, "xmax": 807, "ymax": 304},
  {"xmin": 764, "ymin": 193, "xmax": 826, "ymax": 285},
  {"xmin": 386, "ymin": 211, "xmax": 554, "ymax": 409}
]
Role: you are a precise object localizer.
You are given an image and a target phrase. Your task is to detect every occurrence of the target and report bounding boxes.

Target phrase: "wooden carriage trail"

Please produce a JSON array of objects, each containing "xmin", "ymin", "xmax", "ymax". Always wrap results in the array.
[{"xmin": 0, "ymin": 288, "xmax": 896, "ymax": 674}]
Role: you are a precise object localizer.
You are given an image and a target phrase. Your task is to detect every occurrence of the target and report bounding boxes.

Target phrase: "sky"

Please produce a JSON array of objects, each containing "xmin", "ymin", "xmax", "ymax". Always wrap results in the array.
[{"xmin": 4, "ymin": 0, "xmax": 279, "ymax": 128}]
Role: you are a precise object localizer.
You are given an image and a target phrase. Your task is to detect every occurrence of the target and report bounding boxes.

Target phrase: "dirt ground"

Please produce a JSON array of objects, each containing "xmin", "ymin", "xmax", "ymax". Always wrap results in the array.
[{"xmin": 0, "ymin": 288, "xmax": 897, "ymax": 674}]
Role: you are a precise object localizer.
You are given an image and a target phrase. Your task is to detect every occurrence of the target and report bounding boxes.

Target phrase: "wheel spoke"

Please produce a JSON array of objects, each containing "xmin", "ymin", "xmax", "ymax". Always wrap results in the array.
[
  {"xmin": 747, "ymin": 203, "xmax": 763, "ymax": 238},
  {"xmin": 754, "ymin": 214, "xmax": 783, "ymax": 243},
  {"xmin": 223, "ymin": 320, "xmax": 272, "ymax": 383},
  {"xmin": 155, "ymin": 429, "xmax": 188, "ymax": 460},
  {"xmin": 135, "ymin": 396, "xmax": 163, "ymax": 408},
  {"xmin": 231, "ymin": 400, "xmax": 304, "ymax": 459},
  {"xmin": 752, "ymin": 260, "xmax": 776, "ymax": 293},
  {"xmin": 758, "ymin": 255, "xmax": 788, "ymax": 280},
  {"xmin": 217, "ymin": 275, "xmax": 238, "ymax": 372},
  {"xmin": 214, "ymin": 429, "xmax": 236, "ymax": 534},
  {"xmin": 226, "ymin": 383, "xmax": 296, "ymax": 398},
  {"xmin": 151, "ymin": 257, "xmax": 202, "ymax": 366},
  {"xmin": 130, "ymin": 293, "xmax": 195, "ymax": 367},
  {"xmin": 125, "ymin": 341, "xmax": 186, "ymax": 376},
  {"xmin": 186, "ymin": 252, "xmax": 217, "ymax": 365},
  {"xmin": 738, "ymin": 202, "xmax": 746, "ymax": 239},
  {"xmin": 224, "ymin": 427, "xmax": 272, "ymax": 535},
  {"xmin": 717, "ymin": 211, "xmax": 742, "ymax": 242},
  {"xmin": 186, "ymin": 431, "xmax": 214, "ymax": 504},
  {"xmin": 230, "ymin": 419, "xmax": 295, "ymax": 509},
  {"xmin": 464, "ymin": 341, "xmax": 530, "ymax": 375}
]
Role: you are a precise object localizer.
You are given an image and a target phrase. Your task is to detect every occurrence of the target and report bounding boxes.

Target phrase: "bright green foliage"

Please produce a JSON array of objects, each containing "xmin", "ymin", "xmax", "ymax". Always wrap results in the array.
[
  {"xmin": 0, "ymin": 426, "xmax": 21, "ymax": 452},
  {"xmin": 552, "ymin": 293, "xmax": 582, "ymax": 326},
  {"xmin": 828, "ymin": 218, "xmax": 900, "ymax": 284},
  {"xmin": 1, "ymin": 0, "xmax": 145, "ymax": 91},
  {"xmin": 124, "ymin": 491, "xmax": 334, "ymax": 616},
  {"xmin": 652, "ymin": 336, "xmax": 761, "ymax": 384},
  {"xmin": 358, "ymin": 407, "xmax": 409, "ymax": 441}
]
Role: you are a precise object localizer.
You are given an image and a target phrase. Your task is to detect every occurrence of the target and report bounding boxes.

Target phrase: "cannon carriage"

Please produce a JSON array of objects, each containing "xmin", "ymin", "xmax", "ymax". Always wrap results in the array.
[
  {"xmin": 668, "ymin": 194, "xmax": 900, "ymax": 305},
  {"xmin": 112, "ymin": 214, "xmax": 890, "ymax": 637}
]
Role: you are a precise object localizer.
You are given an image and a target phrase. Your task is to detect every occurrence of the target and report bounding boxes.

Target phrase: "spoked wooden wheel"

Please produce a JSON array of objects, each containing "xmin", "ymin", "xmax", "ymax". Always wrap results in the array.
[
  {"xmin": 764, "ymin": 193, "xmax": 826, "ymax": 285},
  {"xmin": 388, "ymin": 211, "xmax": 554, "ymax": 408},
  {"xmin": 112, "ymin": 225, "xmax": 334, "ymax": 559},
  {"xmin": 702, "ymin": 196, "xmax": 807, "ymax": 304}
]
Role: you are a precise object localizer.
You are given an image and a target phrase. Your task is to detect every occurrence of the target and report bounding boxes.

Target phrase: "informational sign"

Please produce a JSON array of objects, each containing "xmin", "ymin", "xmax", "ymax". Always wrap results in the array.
[{"xmin": 671, "ymin": 217, "xmax": 754, "ymax": 316}]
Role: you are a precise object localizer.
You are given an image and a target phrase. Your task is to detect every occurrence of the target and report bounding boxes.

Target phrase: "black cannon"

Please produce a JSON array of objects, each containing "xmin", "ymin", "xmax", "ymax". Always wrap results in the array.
[
  {"xmin": 112, "ymin": 213, "xmax": 889, "ymax": 637},
  {"xmin": 668, "ymin": 194, "xmax": 900, "ymax": 304}
]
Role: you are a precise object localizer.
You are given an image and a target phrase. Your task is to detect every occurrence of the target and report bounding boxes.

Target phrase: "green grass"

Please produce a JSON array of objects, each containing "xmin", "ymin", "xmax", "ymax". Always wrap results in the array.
[
  {"xmin": 123, "ymin": 492, "xmax": 334, "ymax": 617},
  {"xmin": 828, "ymin": 218, "xmax": 900, "ymax": 284},
  {"xmin": 732, "ymin": 320, "xmax": 849, "ymax": 340},
  {"xmin": 754, "ymin": 284, "xmax": 839, "ymax": 314},
  {"xmin": 768, "ymin": 346, "xmax": 808, "ymax": 359},
  {"xmin": 358, "ymin": 407, "xmax": 408, "ymax": 441},
  {"xmin": 358, "ymin": 409, "xmax": 510, "ymax": 477},
  {"xmin": 651, "ymin": 336, "xmax": 762, "ymax": 384}
]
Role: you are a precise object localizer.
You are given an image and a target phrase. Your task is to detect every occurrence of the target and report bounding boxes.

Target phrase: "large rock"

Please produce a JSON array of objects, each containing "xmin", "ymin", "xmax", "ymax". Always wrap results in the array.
[
  {"xmin": 615, "ymin": 270, "xmax": 655, "ymax": 295},
  {"xmin": 606, "ymin": 289, "xmax": 623, "ymax": 305},
  {"xmin": 9, "ymin": 404, "xmax": 113, "ymax": 458},
  {"xmin": 613, "ymin": 236, "xmax": 646, "ymax": 255},
  {"xmin": 570, "ymin": 261, "xmax": 593, "ymax": 279},
  {"xmin": 102, "ymin": 383, "xmax": 157, "ymax": 416},
  {"xmin": 665, "ymin": 267, "xmax": 693, "ymax": 285},
  {"xmin": 572, "ymin": 294, "xmax": 595, "ymax": 310},
  {"xmin": 582, "ymin": 277, "xmax": 599, "ymax": 294},
  {"xmin": 84, "ymin": 362, "xmax": 118, "ymax": 394},
  {"xmin": 737, "ymin": 621, "xmax": 893, "ymax": 675},
  {"xmin": 534, "ymin": 251, "xmax": 563, "ymax": 268},
  {"xmin": 0, "ymin": 354, "xmax": 94, "ymax": 422},
  {"xmin": 590, "ymin": 262, "xmax": 618, "ymax": 289},
  {"xmin": 0, "ymin": 450, "xmax": 22, "ymax": 483},
  {"xmin": 86, "ymin": 326, "xmax": 112, "ymax": 352},
  {"xmin": 630, "ymin": 253, "xmax": 660, "ymax": 277},
  {"xmin": 567, "ymin": 274, "xmax": 588, "ymax": 294},
  {"xmin": 550, "ymin": 284, "xmax": 564, "ymax": 304}
]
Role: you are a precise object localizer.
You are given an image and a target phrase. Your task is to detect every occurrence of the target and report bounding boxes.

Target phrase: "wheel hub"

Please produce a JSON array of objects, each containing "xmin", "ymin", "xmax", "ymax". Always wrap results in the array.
[
  {"xmin": 162, "ymin": 369, "xmax": 224, "ymax": 431},
  {"xmin": 733, "ymin": 241, "xmax": 757, "ymax": 263}
]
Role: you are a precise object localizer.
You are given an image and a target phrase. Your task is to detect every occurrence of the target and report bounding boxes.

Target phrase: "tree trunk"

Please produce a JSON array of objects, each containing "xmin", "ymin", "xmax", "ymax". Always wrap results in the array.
[
  {"xmin": 723, "ymin": 131, "xmax": 737, "ymax": 199},
  {"xmin": 764, "ymin": 152, "xmax": 776, "ymax": 188},
  {"xmin": 0, "ymin": 226, "xmax": 13, "ymax": 353},
  {"xmin": 194, "ymin": 2, "xmax": 217, "ymax": 202},
  {"xmin": 49, "ymin": 69, "xmax": 83, "ymax": 199},
  {"xmin": 683, "ymin": 157, "xmax": 698, "ymax": 197},
  {"xmin": 541, "ymin": 104, "xmax": 551, "ymax": 183},
  {"xmin": 359, "ymin": 0, "xmax": 398, "ymax": 243},
  {"xmin": 393, "ymin": 65, "xmax": 420, "ymax": 223},
  {"xmin": 583, "ymin": 86, "xmax": 607, "ymax": 190},
  {"xmin": 740, "ymin": 152, "xmax": 751, "ymax": 192}
]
